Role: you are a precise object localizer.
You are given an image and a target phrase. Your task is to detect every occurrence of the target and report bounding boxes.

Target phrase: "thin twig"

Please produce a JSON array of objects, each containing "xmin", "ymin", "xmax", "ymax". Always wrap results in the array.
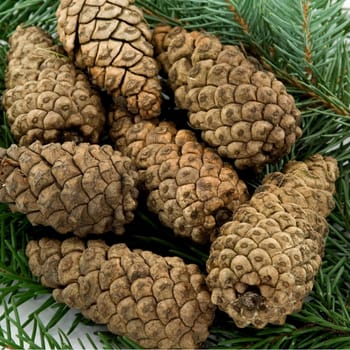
[
  {"xmin": 224, "ymin": 0, "xmax": 249, "ymax": 33},
  {"xmin": 140, "ymin": 6, "xmax": 182, "ymax": 27},
  {"xmin": 302, "ymin": 0, "xmax": 316, "ymax": 84},
  {"xmin": 262, "ymin": 58, "xmax": 349, "ymax": 117}
]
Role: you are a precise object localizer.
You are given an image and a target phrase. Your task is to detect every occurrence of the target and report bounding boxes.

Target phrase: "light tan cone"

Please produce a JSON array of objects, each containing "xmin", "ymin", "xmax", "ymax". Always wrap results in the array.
[
  {"xmin": 26, "ymin": 237, "xmax": 216, "ymax": 349},
  {"xmin": 3, "ymin": 26, "xmax": 106, "ymax": 145},
  {"xmin": 206, "ymin": 154, "xmax": 338, "ymax": 328},
  {"xmin": 152, "ymin": 25, "xmax": 302, "ymax": 172}
]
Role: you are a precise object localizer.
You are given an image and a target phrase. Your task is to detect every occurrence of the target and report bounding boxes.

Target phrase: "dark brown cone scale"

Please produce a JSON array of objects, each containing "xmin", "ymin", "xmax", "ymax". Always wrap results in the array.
[{"xmin": 56, "ymin": 0, "xmax": 162, "ymax": 119}]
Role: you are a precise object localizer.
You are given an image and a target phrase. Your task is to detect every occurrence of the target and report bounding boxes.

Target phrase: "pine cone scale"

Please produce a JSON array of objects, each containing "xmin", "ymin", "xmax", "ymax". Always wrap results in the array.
[
  {"xmin": 153, "ymin": 26, "xmax": 302, "ymax": 171},
  {"xmin": 110, "ymin": 106, "xmax": 249, "ymax": 243},
  {"xmin": 57, "ymin": 0, "xmax": 162, "ymax": 119}
]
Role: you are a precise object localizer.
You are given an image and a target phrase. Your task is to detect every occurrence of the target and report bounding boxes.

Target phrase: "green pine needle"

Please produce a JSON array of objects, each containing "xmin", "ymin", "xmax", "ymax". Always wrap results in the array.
[{"xmin": 1, "ymin": 0, "xmax": 350, "ymax": 349}]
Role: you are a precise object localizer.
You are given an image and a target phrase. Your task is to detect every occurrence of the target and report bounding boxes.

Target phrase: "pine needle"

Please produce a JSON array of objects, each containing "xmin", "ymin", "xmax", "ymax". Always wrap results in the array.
[{"xmin": 0, "ymin": 0, "xmax": 350, "ymax": 349}]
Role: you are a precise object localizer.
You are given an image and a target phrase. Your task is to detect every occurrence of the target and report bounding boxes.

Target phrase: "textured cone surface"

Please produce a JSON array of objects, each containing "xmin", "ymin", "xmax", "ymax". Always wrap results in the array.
[
  {"xmin": 5, "ymin": 26, "xmax": 63, "ymax": 89},
  {"xmin": 152, "ymin": 26, "xmax": 302, "ymax": 171},
  {"xmin": 56, "ymin": 0, "xmax": 162, "ymax": 119},
  {"xmin": 3, "ymin": 26, "xmax": 106, "ymax": 146},
  {"xmin": 206, "ymin": 154, "xmax": 339, "ymax": 328},
  {"xmin": 26, "ymin": 237, "xmax": 216, "ymax": 349},
  {"xmin": 109, "ymin": 106, "xmax": 249, "ymax": 244},
  {"xmin": 0, "ymin": 141, "xmax": 138, "ymax": 235}
]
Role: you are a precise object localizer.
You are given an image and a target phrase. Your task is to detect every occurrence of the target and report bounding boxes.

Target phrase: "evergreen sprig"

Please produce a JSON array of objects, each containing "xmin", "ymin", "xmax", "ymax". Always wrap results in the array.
[
  {"xmin": 0, "ymin": 0, "xmax": 350, "ymax": 349},
  {"xmin": 139, "ymin": 0, "xmax": 350, "ymax": 116}
]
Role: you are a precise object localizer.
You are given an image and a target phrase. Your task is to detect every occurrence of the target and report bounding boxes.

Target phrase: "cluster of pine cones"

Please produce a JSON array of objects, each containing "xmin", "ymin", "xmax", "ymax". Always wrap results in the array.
[{"xmin": 0, "ymin": 1, "xmax": 339, "ymax": 349}]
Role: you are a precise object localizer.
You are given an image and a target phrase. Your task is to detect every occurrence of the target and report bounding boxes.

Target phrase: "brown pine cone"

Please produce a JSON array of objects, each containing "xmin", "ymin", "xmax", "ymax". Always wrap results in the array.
[
  {"xmin": 109, "ymin": 106, "xmax": 249, "ymax": 244},
  {"xmin": 5, "ymin": 26, "xmax": 63, "ymax": 89},
  {"xmin": 56, "ymin": 0, "xmax": 162, "ymax": 119},
  {"xmin": 152, "ymin": 26, "xmax": 302, "ymax": 171},
  {"xmin": 206, "ymin": 154, "xmax": 338, "ymax": 328},
  {"xmin": 0, "ymin": 141, "xmax": 139, "ymax": 235},
  {"xmin": 26, "ymin": 237, "xmax": 216, "ymax": 349},
  {"xmin": 2, "ymin": 26, "xmax": 106, "ymax": 146}
]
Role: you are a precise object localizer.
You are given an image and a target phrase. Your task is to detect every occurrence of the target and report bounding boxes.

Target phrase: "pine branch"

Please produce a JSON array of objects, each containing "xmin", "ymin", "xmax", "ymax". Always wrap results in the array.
[
  {"xmin": 0, "ymin": 0, "xmax": 58, "ymax": 39},
  {"xmin": 251, "ymin": 0, "xmax": 350, "ymax": 116},
  {"xmin": 138, "ymin": 0, "xmax": 350, "ymax": 117},
  {"xmin": 0, "ymin": 1, "xmax": 350, "ymax": 349},
  {"xmin": 302, "ymin": 1, "xmax": 315, "ymax": 82},
  {"xmin": 0, "ymin": 294, "xmax": 104, "ymax": 350},
  {"xmin": 224, "ymin": 1, "xmax": 250, "ymax": 33}
]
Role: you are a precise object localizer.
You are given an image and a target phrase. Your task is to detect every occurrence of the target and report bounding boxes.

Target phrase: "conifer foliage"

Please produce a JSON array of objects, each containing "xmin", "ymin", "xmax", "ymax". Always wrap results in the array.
[{"xmin": 0, "ymin": 0, "xmax": 350, "ymax": 349}]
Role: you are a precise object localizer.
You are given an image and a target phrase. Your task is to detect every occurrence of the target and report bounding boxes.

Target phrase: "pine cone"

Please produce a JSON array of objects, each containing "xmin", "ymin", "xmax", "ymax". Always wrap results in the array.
[
  {"xmin": 206, "ymin": 154, "xmax": 338, "ymax": 328},
  {"xmin": 56, "ymin": 0, "xmax": 162, "ymax": 119},
  {"xmin": 109, "ymin": 106, "xmax": 249, "ymax": 244},
  {"xmin": 2, "ymin": 26, "xmax": 106, "ymax": 146},
  {"xmin": 5, "ymin": 26, "xmax": 63, "ymax": 89},
  {"xmin": 26, "ymin": 237, "xmax": 216, "ymax": 349},
  {"xmin": 152, "ymin": 26, "xmax": 302, "ymax": 171},
  {"xmin": 0, "ymin": 141, "xmax": 139, "ymax": 235}
]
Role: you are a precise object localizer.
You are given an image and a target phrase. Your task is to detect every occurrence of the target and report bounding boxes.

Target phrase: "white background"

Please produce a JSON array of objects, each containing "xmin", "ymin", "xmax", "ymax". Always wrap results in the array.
[{"xmin": 1, "ymin": 1, "xmax": 350, "ymax": 349}]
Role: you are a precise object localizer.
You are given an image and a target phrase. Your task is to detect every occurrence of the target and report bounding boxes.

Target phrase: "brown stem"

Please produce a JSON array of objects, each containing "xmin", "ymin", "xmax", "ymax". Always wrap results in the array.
[
  {"xmin": 302, "ymin": 0, "xmax": 316, "ymax": 84},
  {"xmin": 224, "ymin": 0, "xmax": 250, "ymax": 33},
  {"xmin": 262, "ymin": 58, "xmax": 350, "ymax": 116}
]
